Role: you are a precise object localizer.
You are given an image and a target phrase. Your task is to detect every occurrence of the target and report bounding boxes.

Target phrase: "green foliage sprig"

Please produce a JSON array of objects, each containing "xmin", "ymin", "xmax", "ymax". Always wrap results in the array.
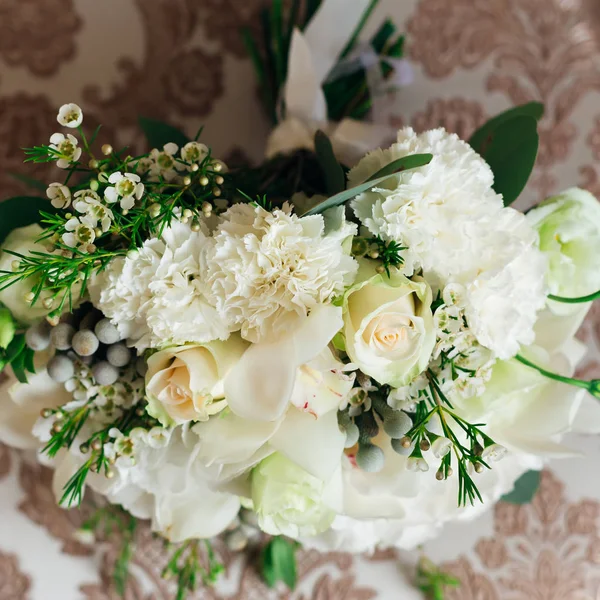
[{"xmin": 162, "ymin": 539, "xmax": 225, "ymax": 600}]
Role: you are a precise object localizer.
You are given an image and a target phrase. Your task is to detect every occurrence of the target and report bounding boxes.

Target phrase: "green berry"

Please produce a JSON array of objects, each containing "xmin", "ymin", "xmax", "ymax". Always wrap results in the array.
[
  {"xmin": 25, "ymin": 321, "xmax": 51, "ymax": 351},
  {"xmin": 356, "ymin": 443, "xmax": 385, "ymax": 473},
  {"xmin": 107, "ymin": 343, "xmax": 131, "ymax": 367},
  {"xmin": 94, "ymin": 319, "xmax": 120, "ymax": 345},
  {"xmin": 92, "ymin": 361, "xmax": 119, "ymax": 385},
  {"xmin": 344, "ymin": 423, "xmax": 360, "ymax": 448},
  {"xmin": 47, "ymin": 355, "xmax": 75, "ymax": 383},
  {"xmin": 383, "ymin": 411, "xmax": 412, "ymax": 439},
  {"xmin": 72, "ymin": 330, "xmax": 99, "ymax": 357},
  {"xmin": 50, "ymin": 323, "xmax": 76, "ymax": 351}
]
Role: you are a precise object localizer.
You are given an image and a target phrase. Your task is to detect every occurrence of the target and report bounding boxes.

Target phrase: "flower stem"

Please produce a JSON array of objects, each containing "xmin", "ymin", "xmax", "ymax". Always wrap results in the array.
[
  {"xmin": 515, "ymin": 354, "xmax": 600, "ymax": 398},
  {"xmin": 547, "ymin": 289, "xmax": 600, "ymax": 304}
]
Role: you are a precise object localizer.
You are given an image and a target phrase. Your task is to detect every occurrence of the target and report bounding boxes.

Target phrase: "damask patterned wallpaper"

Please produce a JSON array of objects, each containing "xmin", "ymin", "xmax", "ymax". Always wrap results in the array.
[{"xmin": 1, "ymin": 0, "xmax": 600, "ymax": 598}]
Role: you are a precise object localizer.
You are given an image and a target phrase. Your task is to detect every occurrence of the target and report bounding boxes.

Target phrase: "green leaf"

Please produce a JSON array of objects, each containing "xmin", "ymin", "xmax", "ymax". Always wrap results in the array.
[
  {"xmin": 314, "ymin": 130, "xmax": 345, "ymax": 194},
  {"xmin": 9, "ymin": 172, "xmax": 47, "ymax": 192},
  {"xmin": 368, "ymin": 153, "xmax": 433, "ymax": 181},
  {"xmin": 11, "ymin": 350, "xmax": 28, "ymax": 384},
  {"xmin": 24, "ymin": 347, "xmax": 36, "ymax": 374},
  {"xmin": 340, "ymin": 0, "xmax": 381, "ymax": 58},
  {"xmin": 481, "ymin": 115, "xmax": 539, "ymax": 205},
  {"xmin": 138, "ymin": 116, "xmax": 190, "ymax": 150},
  {"xmin": 469, "ymin": 102, "xmax": 544, "ymax": 155},
  {"xmin": 501, "ymin": 470, "xmax": 541, "ymax": 504},
  {"xmin": 303, "ymin": 153, "xmax": 433, "ymax": 216},
  {"xmin": 0, "ymin": 308, "xmax": 16, "ymax": 350},
  {"xmin": 5, "ymin": 333, "xmax": 25, "ymax": 364},
  {"xmin": 261, "ymin": 537, "xmax": 297, "ymax": 590},
  {"xmin": 0, "ymin": 196, "xmax": 56, "ymax": 246}
]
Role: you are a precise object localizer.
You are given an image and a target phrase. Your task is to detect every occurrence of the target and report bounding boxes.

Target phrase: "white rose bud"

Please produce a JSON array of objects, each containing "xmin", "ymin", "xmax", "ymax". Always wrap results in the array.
[
  {"xmin": 251, "ymin": 452, "xmax": 339, "ymax": 537},
  {"xmin": 527, "ymin": 187, "xmax": 600, "ymax": 312},
  {"xmin": 342, "ymin": 259, "xmax": 435, "ymax": 387}
]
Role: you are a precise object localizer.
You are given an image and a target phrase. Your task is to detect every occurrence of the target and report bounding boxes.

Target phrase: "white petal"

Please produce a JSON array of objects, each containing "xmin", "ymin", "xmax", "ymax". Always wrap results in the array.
[
  {"xmin": 49, "ymin": 132, "xmax": 64, "ymax": 144},
  {"xmin": 108, "ymin": 172, "xmax": 122, "ymax": 184},
  {"xmin": 194, "ymin": 410, "xmax": 280, "ymax": 466},
  {"xmin": 270, "ymin": 407, "xmax": 345, "ymax": 481},
  {"xmin": 120, "ymin": 196, "xmax": 136, "ymax": 210},
  {"xmin": 154, "ymin": 487, "xmax": 240, "ymax": 541},
  {"xmin": 225, "ymin": 335, "xmax": 297, "ymax": 421},
  {"xmin": 104, "ymin": 187, "xmax": 118, "ymax": 203},
  {"xmin": 224, "ymin": 305, "xmax": 343, "ymax": 421},
  {"xmin": 163, "ymin": 142, "xmax": 178, "ymax": 155}
]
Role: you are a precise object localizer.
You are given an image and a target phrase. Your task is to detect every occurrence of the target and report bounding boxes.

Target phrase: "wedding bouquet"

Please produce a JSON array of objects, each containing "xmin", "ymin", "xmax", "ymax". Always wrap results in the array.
[{"xmin": 1, "ymin": 1, "xmax": 600, "ymax": 598}]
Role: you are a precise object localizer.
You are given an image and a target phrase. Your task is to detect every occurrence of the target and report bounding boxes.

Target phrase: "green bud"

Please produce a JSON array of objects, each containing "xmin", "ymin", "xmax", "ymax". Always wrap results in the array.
[
  {"xmin": 0, "ymin": 308, "xmax": 16, "ymax": 350},
  {"xmin": 589, "ymin": 380, "xmax": 600, "ymax": 399}
]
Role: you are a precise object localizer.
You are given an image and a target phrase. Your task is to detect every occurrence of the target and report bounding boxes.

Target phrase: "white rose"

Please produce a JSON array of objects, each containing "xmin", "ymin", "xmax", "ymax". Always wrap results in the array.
[
  {"xmin": 527, "ymin": 187, "xmax": 600, "ymax": 311},
  {"xmin": 0, "ymin": 225, "xmax": 55, "ymax": 324},
  {"xmin": 342, "ymin": 260, "xmax": 435, "ymax": 387},
  {"xmin": 251, "ymin": 452, "xmax": 342, "ymax": 537},
  {"xmin": 145, "ymin": 336, "xmax": 248, "ymax": 425}
]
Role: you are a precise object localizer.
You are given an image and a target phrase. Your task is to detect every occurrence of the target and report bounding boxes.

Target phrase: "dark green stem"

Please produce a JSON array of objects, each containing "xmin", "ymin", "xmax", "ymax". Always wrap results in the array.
[
  {"xmin": 515, "ymin": 354, "xmax": 600, "ymax": 398},
  {"xmin": 548, "ymin": 289, "xmax": 600, "ymax": 304}
]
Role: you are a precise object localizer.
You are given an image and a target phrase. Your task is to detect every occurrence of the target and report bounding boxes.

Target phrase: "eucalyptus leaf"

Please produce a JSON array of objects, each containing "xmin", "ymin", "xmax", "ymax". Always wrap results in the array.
[
  {"xmin": 368, "ymin": 153, "xmax": 433, "ymax": 181},
  {"xmin": 469, "ymin": 101, "xmax": 544, "ymax": 155},
  {"xmin": 138, "ymin": 116, "xmax": 190, "ymax": 150},
  {"xmin": 0, "ymin": 196, "xmax": 55, "ymax": 246},
  {"xmin": 303, "ymin": 153, "xmax": 433, "ymax": 216},
  {"xmin": 482, "ymin": 115, "xmax": 539, "ymax": 205},
  {"xmin": 501, "ymin": 470, "xmax": 541, "ymax": 504},
  {"xmin": 314, "ymin": 130, "xmax": 345, "ymax": 195},
  {"xmin": 9, "ymin": 172, "xmax": 47, "ymax": 192}
]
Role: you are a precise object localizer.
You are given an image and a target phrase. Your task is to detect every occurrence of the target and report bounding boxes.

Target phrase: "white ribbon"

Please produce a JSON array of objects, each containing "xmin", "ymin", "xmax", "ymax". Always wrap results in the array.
[{"xmin": 266, "ymin": 0, "xmax": 411, "ymax": 165}]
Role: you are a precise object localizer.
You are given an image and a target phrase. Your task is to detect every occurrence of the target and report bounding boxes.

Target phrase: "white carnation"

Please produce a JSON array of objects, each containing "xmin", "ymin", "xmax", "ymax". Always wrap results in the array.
[
  {"xmin": 350, "ymin": 128, "xmax": 546, "ymax": 359},
  {"xmin": 90, "ymin": 220, "xmax": 228, "ymax": 350},
  {"xmin": 206, "ymin": 203, "xmax": 358, "ymax": 343}
]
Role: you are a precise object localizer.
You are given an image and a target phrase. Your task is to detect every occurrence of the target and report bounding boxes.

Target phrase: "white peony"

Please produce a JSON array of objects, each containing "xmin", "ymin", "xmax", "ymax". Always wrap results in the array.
[
  {"xmin": 53, "ymin": 426, "xmax": 241, "ymax": 542},
  {"xmin": 89, "ymin": 220, "xmax": 229, "ymax": 350},
  {"xmin": 350, "ymin": 128, "xmax": 546, "ymax": 359},
  {"xmin": 206, "ymin": 203, "xmax": 358, "ymax": 343},
  {"xmin": 0, "ymin": 369, "xmax": 71, "ymax": 450}
]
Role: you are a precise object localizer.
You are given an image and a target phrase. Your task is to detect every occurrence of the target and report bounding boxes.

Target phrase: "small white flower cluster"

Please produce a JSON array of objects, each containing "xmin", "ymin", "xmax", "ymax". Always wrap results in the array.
[
  {"xmin": 431, "ymin": 283, "xmax": 496, "ymax": 400},
  {"xmin": 49, "ymin": 104, "xmax": 84, "ymax": 169},
  {"xmin": 64, "ymin": 361, "xmax": 144, "ymax": 411},
  {"xmin": 137, "ymin": 141, "xmax": 212, "ymax": 182}
]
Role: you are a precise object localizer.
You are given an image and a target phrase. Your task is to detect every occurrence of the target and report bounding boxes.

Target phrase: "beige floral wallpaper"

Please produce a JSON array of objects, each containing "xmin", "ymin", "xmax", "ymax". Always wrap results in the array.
[{"xmin": 1, "ymin": 0, "xmax": 600, "ymax": 598}]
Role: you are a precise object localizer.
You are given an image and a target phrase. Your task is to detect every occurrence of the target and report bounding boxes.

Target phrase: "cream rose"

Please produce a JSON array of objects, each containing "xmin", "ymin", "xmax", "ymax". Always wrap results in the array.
[
  {"xmin": 342, "ymin": 260, "xmax": 435, "ymax": 387},
  {"xmin": 145, "ymin": 336, "xmax": 248, "ymax": 425},
  {"xmin": 0, "ymin": 225, "xmax": 55, "ymax": 324}
]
